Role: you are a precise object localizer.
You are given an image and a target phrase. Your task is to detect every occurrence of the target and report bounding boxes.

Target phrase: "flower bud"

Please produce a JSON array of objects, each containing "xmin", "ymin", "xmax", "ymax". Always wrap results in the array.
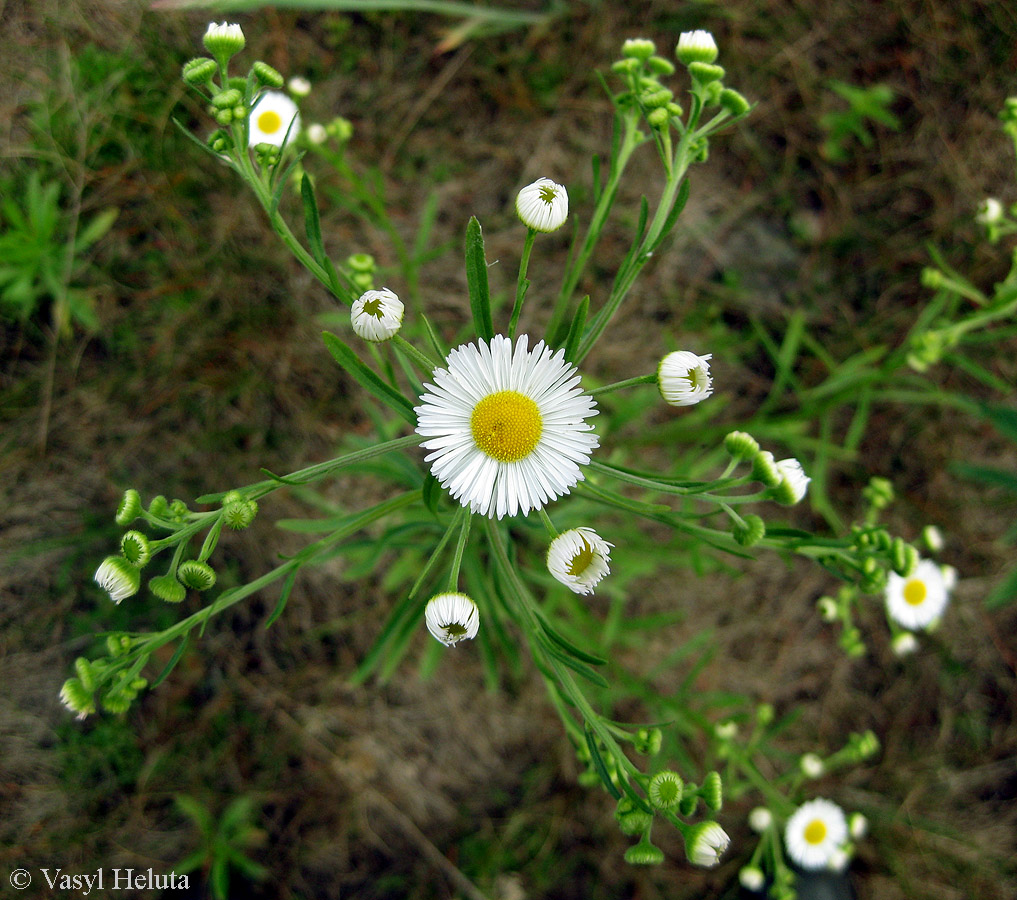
[
  {"xmin": 676, "ymin": 30, "xmax": 719, "ymax": 65},
  {"xmin": 253, "ymin": 61, "xmax": 285, "ymax": 88},
  {"xmin": 120, "ymin": 531, "xmax": 152, "ymax": 567},
  {"xmin": 288, "ymin": 75, "xmax": 312, "ymax": 97},
  {"xmin": 352, "ymin": 288, "xmax": 404, "ymax": 342},
  {"xmin": 612, "ymin": 58, "xmax": 641, "ymax": 75},
  {"xmin": 921, "ymin": 525, "xmax": 944, "ymax": 553},
  {"xmin": 614, "ymin": 799, "xmax": 653, "ymax": 836},
  {"xmin": 733, "ymin": 514, "xmax": 766, "ymax": 547},
  {"xmin": 719, "ymin": 87, "xmax": 751, "ymax": 116},
  {"xmin": 724, "ymin": 430, "xmax": 759, "ymax": 459},
  {"xmin": 211, "ymin": 88, "xmax": 243, "ymax": 109},
  {"xmin": 106, "ymin": 633, "xmax": 132, "ymax": 657},
  {"xmin": 634, "ymin": 726, "xmax": 662, "ymax": 756},
  {"xmin": 678, "ymin": 793, "xmax": 699, "ymax": 816},
  {"xmin": 701, "ymin": 771, "xmax": 723, "ymax": 811},
  {"xmin": 800, "ymin": 752, "xmax": 825, "ymax": 778},
  {"xmin": 516, "ymin": 178, "xmax": 569, "ymax": 232},
  {"xmin": 848, "ymin": 812, "xmax": 868, "ymax": 839},
  {"xmin": 307, "ymin": 123, "xmax": 328, "ymax": 145},
  {"xmin": 756, "ymin": 702, "xmax": 774, "ymax": 725},
  {"xmin": 624, "ymin": 836, "xmax": 665, "ymax": 865},
  {"xmin": 976, "ymin": 197, "xmax": 1003, "ymax": 225},
  {"xmin": 116, "ymin": 489, "xmax": 142, "ymax": 525},
  {"xmin": 203, "ymin": 22, "xmax": 245, "ymax": 60},
  {"xmin": 739, "ymin": 866, "xmax": 765, "ymax": 892},
  {"xmin": 748, "ymin": 806, "xmax": 772, "ymax": 832},
  {"xmin": 74, "ymin": 657, "xmax": 97, "ymax": 692},
  {"xmin": 646, "ymin": 107, "xmax": 671, "ymax": 130},
  {"xmin": 687, "ymin": 62, "xmax": 725, "ymax": 84},
  {"xmin": 327, "ymin": 116, "xmax": 354, "ymax": 142},
  {"xmin": 101, "ymin": 691, "xmax": 131, "ymax": 715},
  {"xmin": 684, "ymin": 821, "xmax": 729, "ymax": 867},
  {"xmin": 751, "ymin": 450, "xmax": 782, "ymax": 487},
  {"xmin": 657, "ymin": 350, "xmax": 713, "ymax": 406},
  {"xmin": 223, "ymin": 498, "xmax": 258, "ymax": 530},
  {"xmin": 862, "ymin": 476, "xmax": 893, "ymax": 509},
  {"xmin": 648, "ymin": 770, "xmax": 684, "ymax": 809},
  {"xmin": 641, "ymin": 87, "xmax": 674, "ymax": 109},
  {"xmin": 60, "ymin": 678, "xmax": 95, "ymax": 718},
  {"xmin": 920, "ymin": 267, "xmax": 944, "ymax": 289},
  {"xmin": 817, "ymin": 596, "xmax": 839, "ymax": 622},
  {"xmin": 94, "ymin": 556, "xmax": 141, "ymax": 604},
  {"xmin": 178, "ymin": 560, "xmax": 217, "ymax": 591},
  {"xmin": 149, "ymin": 573, "xmax": 187, "ymax": 604},
  {"xmin": 891, "ymin": 537, "xmax": 918, "ymax": 576},
  {"xmin": 182, "ymin": 57, "xmax": 218, "ymax": 86},
  {"xmin": 646, "ymin": 56, "xmax": 676, "ymax": 76},
  {"xmin": 772, "ymin": 457, "xmax": 810, "ymax": 505},
  {"xmin": 892, "ymin": 631, "xmax": 919, "ymax": 656},
  {"xmin": 622, "ymin": 38, "xmax": 656, "ymax": 60}
]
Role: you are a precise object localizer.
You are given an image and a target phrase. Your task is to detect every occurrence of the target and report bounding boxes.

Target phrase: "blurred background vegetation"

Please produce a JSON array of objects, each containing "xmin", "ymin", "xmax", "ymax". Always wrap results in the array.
[{"xmin": 1, "ymin": 1, "xmax": 1015, "ymax": 898}]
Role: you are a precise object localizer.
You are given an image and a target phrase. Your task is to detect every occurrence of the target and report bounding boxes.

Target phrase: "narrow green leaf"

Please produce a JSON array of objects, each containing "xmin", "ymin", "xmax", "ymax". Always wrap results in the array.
[
  {"xmin": 562, "ymin": 294, "xmax": 589, "ymax": 362},
  {"xmin": 301, "ymin": 173, "xmax": 326, "ymax": 266},
  {"xmin": 986, "ymin": 566, "xmax": 1017, "ymax": 610},
  {"xmin": 269, "ymin": 151, "xmax": 305, "ymax": 215},
  {"xmin": 544, "ymin": 640, "xmax": 609, "ymax": 686},
  {"xmin": 75, "ymin": 207, "xmax": 118, "ymax": 250},
  {"xmin": 264, "ymin": 567, "xmax": 299, "ymax": 628},
  {"xmin": 648, "ymin": 178, "xmax": 691, "ymax": 251},
  {"xmin": 321, "ymin": 331, "xmax": 417, "ymax": 425},
  {"xmin": 979, "ymin": 402, "xmax": 1017, "ymax": 444},
  {"xmin": 538, "ymin": 611, "xmax": 607, "ymax": 666},
  {"xmin": 421, "ymin": 313, "xmax": 447, "ymax": 363},
  {"xmin": 585, "ymin": 725, "xmax": 622, "ymax": 800},
  {"xmin": 151, "ymin": 638, "xmax": 188, "ymax": 688},
  {"xmin": 465, "ymin": 216, "xmax": 493, "ymax": 341},
  {"xmin": 422, "ymin": 473, "xmax": 442, "ymax": 517},
  {"xmin": 952, "ymin": 462, "xmax": 1017, "ymax": 493}
]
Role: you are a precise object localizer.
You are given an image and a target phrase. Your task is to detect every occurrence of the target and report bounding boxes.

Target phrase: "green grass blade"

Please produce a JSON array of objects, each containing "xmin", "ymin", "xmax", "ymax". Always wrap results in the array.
[
  {"xmin": 321, "ymin": 331, "xmax": 417, "ymax": 425},
  {"xmin": 464, "ymin": 216, "xmax": 493, "ymax": 341}
]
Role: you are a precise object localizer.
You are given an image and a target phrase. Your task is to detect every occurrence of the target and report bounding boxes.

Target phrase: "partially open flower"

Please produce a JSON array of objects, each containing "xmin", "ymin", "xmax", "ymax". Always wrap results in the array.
[
  {"xmin": 248, "ymin": 91, "xmax": 300, "ymax": 148},
  {"xmin": 94, "ymin": 556, "xmax": 141, "ymax": 604},
  {"xmin": 516, "ymin": 178, "xmax": 569, "ymax": 232},
  {"xmin": 351, "ymin": 288, "xmax": 404, "ymax": 342},
  {"xmin": 203, "ymin": 22, "xmax": 245, "ymax": 60},
  {"xmin": 676, "ymin": 30, "xmax": 719, "ymax": 65},
  {"xmin": 685, "ymin": 821, "xmax": 730, "ymax": 867},
  {"xmin": 657, "ymin": 350, "xmax": 713, "ymax": 406},
  {"xmin": 425, "ymin": 592, "xmax": 479, "ymax": 646},
  {"xmin": 547, "ymin": 527, "xmax": 612, "ymax": 595}
]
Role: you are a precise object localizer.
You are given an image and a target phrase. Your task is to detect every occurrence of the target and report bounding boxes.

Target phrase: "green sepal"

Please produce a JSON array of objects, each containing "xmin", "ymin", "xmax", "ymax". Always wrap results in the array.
[{"xmin": 321, "ymin": 332, "xmax": 417, "ymax": 425}]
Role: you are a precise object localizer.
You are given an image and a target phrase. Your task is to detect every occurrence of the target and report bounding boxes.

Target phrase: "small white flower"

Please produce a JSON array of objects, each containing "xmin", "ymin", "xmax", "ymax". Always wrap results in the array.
[
  {"xmin": 940, "ymin": 564, "xmax": 958, "ymax": 591},
  {"xmin": 885, "ymin": 558, "xmax": 950, "ymax": 631},
  {"xmin": 817, "ymin": 596, "xmax": 839, "ymax": 622},
  {"xmin": 307, "ymin": 123, "xmax": 328, "ymax": 145},
  {"xmin": 774, "ymin": 457, "xmax": 811, "ymax": 505},
  {"xmin": 676, "ymin": 30, "xmax": 719, "ymax": 65},
  {"xmin": 547, "ymin": 527, "xmax": 613, "ymax": 595},
  {"xmin": 515, "ymin": 178, "xmax": 569, "ymax": 232},
  {"xmin": 203, "ymin": 22, "xmax": 245, "ymax": 57},
  {"xmin": 739, "ymin": 866, "xmax": 765, "ymax": 891},
  {"xmin": 351, "ymin": 288, "xmax": 404, "ymax": 342},
  {"xmin": 415, "ymin": 334, "xmax": 599, "ymax": 519},
  {"xmin": 248, "ymin": 91, "xmax": 301, "ymax": 148},
  {"xmin": 800, "ymin": 753, "xmax": 825, "ymax": 778},
  {"xmin": 657, "ymin": 350, "xmax": 713, "ymax": 406},
  {"xmin": 976, "ymin": 197, "xmax": 1003, "ymax": 225},
  {"xmin": 748, "ymin": 807, "xmax": 773, "ymax": 833},
  {"xmin": 921, "ymin": 524, "xmax": 944, "ymax": 553},
  {"xmin": 94, "ymin": 556, "xmax": 141, "ymax": 604},
  {"xmin": 425, "ymin": 592, "xmax": 479, "ymax": 646},
  {"xmin": 714, "ymin": 720, "xmax": 738, "ymax": 740},
  {"xmin": 828, "ymin": 847, "xmax": 851, "ymax": 872},
  {"xmin": 848, "ymin": 812, "xmax": 868, "ymax": 840},
  {"xmin": 784, "ymin": 798, "xmax": 849, "ymax": 870},
  {"xmin": 288, "ymin": 75, "xmax": 312, "ymax": 97},
  {"xmin": 891, "ymin": 632, "xmax": 919, "ymax": 657},
  {"xmin": 686, "ymin": 821, "xmax": 730, "ymax": 867}
]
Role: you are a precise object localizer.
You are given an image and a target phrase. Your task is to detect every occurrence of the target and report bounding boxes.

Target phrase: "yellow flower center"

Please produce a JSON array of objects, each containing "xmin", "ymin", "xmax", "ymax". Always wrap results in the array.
[
  {"xmin": 803, "ymin": 819, "xmax": 827, "ymax": 845},
  {"xmin": 684, "ymin": 367, "xmax": 705, "ymax": 389},
  {"xmin": 442, "ymin": 622, "xmax": 468, "ymax": 639},
  {"xmin": 257, "ymin": 109, "xmax": 283, "ymax": 134},
  {"xmin": 903, "ymin": 579, "xmax": 927, "ymax": 606},
  {"xmin": 361, "ymin": 297, "xmax": 383, "ymax": 318},
  {"xmin": 470, "ymin": 390, "xmax": 542, "ymax": 463},
  {"xmin": 567, "ymin": 537, "xmax": 595, "ymax": 577},
  {"xmin": 538, "ymin": 184, "xmax": 558, "ymax": 204}
]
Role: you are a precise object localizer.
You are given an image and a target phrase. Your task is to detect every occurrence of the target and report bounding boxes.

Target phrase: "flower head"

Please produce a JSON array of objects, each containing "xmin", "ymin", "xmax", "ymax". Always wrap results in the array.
[
  {"xmin": 648, "ymin": 770, "xmax": 684, "ymax": 809},
  {"xmin": 547, "ymin": 527, "xmax": 612, "ymax": 594},
  {"xmin": 94, "ymin": 556, "xmax": 141, "ymax": 604},
  {"xmin": 976, "ymin": 197, "xmax": 1003, "ymax": 225},
  {"xmin": 685, "ymin": 821, "xmax": 730, "ymax": 867},
  {"xmin": 891, "ymin": 631, "xmax": 919, "ymax": 656},
  {"xmin": 676, "ymin": 30, "xmax": 719, "ymax": 65},
  {"xmin": 352, "ymin": 288, "xmax": 404, "ymax": 342},
  {"xmin": 203, "ymin": 22, "xmax": 245, "ymax": 59},
  {"xmin": 657, "ymin": 351, "xmax": 713, "ymax": 406},
  {"xmin": 248, "ymin": 91, "xmax": 300, "ymax": 148},
  {"xmin": 739, "ymin": 867, "xmax": 765, "ymax": 891},
  {"xmin": 415, "ymin": 334, "xmax": 599, "ymax": 519},
  {"xmin": 425, "ymin": 592, "xmax": 479, "ymax": 646},
  {"xmin": 784, "ymin": 798, "xmax": 849, "ymax": 870},
  {"xmin": 288, "ymin": 75, "xmax": 312, "ymax": 97},
  {"xmin": 748, "ymin": 807, "xmax": 773, "ymax": 833},
  {"xmin": 516, "ymin": 178, "xmax": 569, "ymax": 232},
  {"xmin": 773, "ymin": 457, "xmax": 810, "ymax": 505},
  {"xmin": 885, "ymin": 558, "xmax": 950, "ymax": 631}
]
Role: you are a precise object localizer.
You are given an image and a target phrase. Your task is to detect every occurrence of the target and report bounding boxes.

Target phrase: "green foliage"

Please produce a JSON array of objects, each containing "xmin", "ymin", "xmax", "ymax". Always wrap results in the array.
[{"xmin": 820, "ymin": 79, "xmax": 901, "ymax": 163}]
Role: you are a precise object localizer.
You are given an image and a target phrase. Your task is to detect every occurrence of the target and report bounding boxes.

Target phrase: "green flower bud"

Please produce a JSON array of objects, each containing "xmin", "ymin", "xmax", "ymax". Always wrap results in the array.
[
  {"xmin": 74, "ymin": 657, "xmax": 97, "ymax": 692},
  {"xmin": 684, "ymin": 821, "xmax": 730, "ymax": 868},
  {"xmin": 666, "ymin": 101, "xmax": 684, "ymax": 118},
  {"xmin": 739, "ymin": 866, "xmax": 765, "ymax": 892},
  {"xmin": 214, "ymin": 108, "xmax": 236, "ymax": 127},
  {"xmin": 648, "ymin": 770, "xmax": 683, "ymax": 810},
  {"xmin": 348, "ymin": 252, "xmax": 376, "ymax": 273},
  {"xmin": 614, "ymin": 799, "xmax": 653, "ymax": 836},
  {"xmin": 120, "ymin": 531, "xmax": 151, "ymax": 567},
  {"xmin": 203, "ymin": 22, "xmax": 245, "ymax": 59},
  {"xmin": 799, "ymin": 752, "xmax": 825, "ymax": 778},
  {"xmin": 688, "ymin": 62, "xmax": 725, "ymax": 84},
  {"xmin": 634, "ymin": 726, "xmax": 663, "ymax": 756},
  {"xmin": 178, "ymin": 560, "xmax": 217, "ymax": 591},
  {"xmin": 611, "ymin": 58, "xmax": 640, "ymax": 76},
  {"xmin": 891, "ymin": 538, "xmax": 918, "ymax": 576},
  {"xmin": 169, "ymin": 499, "xmax": 190, "ymax": 520},
  {"xmin": 211, "ymin": 88, "xmax": 243, "ymax": 109},
  {"xmin": 719, "ymin": 87, "xmax": 751, "ymax": 116},
  {"xmin": 641, "ymin": 87, "xmax": 673, "ymax": 109},
  {"xmin": 646, "ymin": 107, "xmax": 671, "ymax": 129},
  {"xmin": 352, "ymin": 271, "xmax": 374, "ymax": 292},
  {"xmin": 733, "ymin": 514, "xmax": 766, "ymax": 547},
  {"xmin": 208, "ymin": 130, "xmax": 231, "ymax": 154},
  {"xmin": 701, "ymin": 770, "xmax": 723, "ymax": 811},
  {"xmin": 646, "ymin": 56, "xmax": 676, "ymax": 76},
  {"xmin": 751, "ymin": 450, "xmax": 782, "ymax": 487},
  {"xmin": 252, "ymin": 61, "xmax": 285, "ymax": 88},
  {"xmin": 106, "ymin": 633, "xmax": 132, "ymax": 657},
  {"xmin": 862, "ymin": 477, "xmax": 894, "ymax": 509},
  {"xmin": 101, "ymin": 691, "xmax": 131, "ymax": 715},
  {"xmin": 724, "ymin": 430, "xmax": 759, "ymax": 459},
  {"xmin": 60, "ymin": 678, "xmax": 95, "ymax": 718},
  {"xmin": 920, "ymin": 267, "xmax": 944, "ymax": 289},
  {"xmin": 149, "ymin": 573, "xmax": 187, "ymax": 604},
  {"xmin": 182, "ymin": 57, "xmax": 218, "ymax": 86},
  {"xmin": 116, "ymin": 489, "xmax": 142, "ymax": 525},
  {"xmin": 622, "ymin": 38, "xmax": 656, "ymax": 60},
  {"xmin": 678, "ymin": 793, "xmax": 698, "ymax": 816},
  {"xmin": 756, "ymin": 702, "xmax": 774, "ymax": 725},
  {"xmin": 223, "ymin": 498, "xmax": 258, "ymax": 530},
  {"xmin": 676, "ymin": 30, "xmax": 719, "ymax": 65},
  {"xmin": 624, "ymin": 836, "xmax": 665, "ymax": 865},
  {"xmin": 327, "ymin": 116, "xmax": 354, "ymax": 142}
]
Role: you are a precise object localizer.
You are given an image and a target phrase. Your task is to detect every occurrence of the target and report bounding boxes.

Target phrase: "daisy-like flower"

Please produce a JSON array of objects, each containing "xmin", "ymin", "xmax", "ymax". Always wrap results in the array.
[
  {"xmin": 774, "ymin": 457, "xmax": 810, "ymax": 505},
  {"xmin": 884, "ymin": 558, "xmax": 950, "ymax": 631},
  {"xmin": 657, "ymin": 351, "xmax": 713, "ymax": 406},
  {"xmin": 685, "ymin": 821, "xmax": 730, "ymax": 868},
  {"xmin": 94, "ymin": 556, "xmax": 141, "ymax": 604},
  {"xmin": 516, "ymin": 178, "xmax": 569, "ymax": 232},
  {"xmin": 414, "ymin": 334, "xmax": 599, "ymax": 519},
  {"xmin": 547, "ymin": 527, "xmax": 613, "ymax": 594},
  {"xmin": 676, "ymin": 30, "xmax": 719, "ymax": 65},
  {"xmin": 784, "ymin": 798, "xmax": 849, "ymax": 870},
  {"xmin": 248, "ymin": 91, "xmax": 301, "ymax": 148},
  {"xmin": 424, "ymin": 592, "xmax": 479, "ymax": 646},
  {"xmin": 351, "ymin": 288, "xmax": 404, "ymax": 342}
]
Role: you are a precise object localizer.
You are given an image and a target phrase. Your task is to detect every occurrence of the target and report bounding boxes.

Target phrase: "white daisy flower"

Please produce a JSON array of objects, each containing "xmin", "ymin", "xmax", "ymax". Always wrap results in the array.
[
  {"xmin": 414, "ymin": 334, "xmax": 599, "ymax": 519},
  {"xmin": 686, "ymin": 821, "xmax": 730, "ymax": 867},
  {"xmin": 351, "ymin": 288, "xmax": 404, "ymax": 342},
  {"xmin": 774, "ymin": 457, "xmax": 811, "ymax": 505},
  {"xmin": 784, "ymin": 798, "xmax": 849, "ymax": 870},
  {"xmin": 976, "ymin": 197, "xmax": 1003, "ymax": 225},
  {"xmin": 676, "ymin": 30, "xmax": 719, "ymax": 65},
  {"xmin": 885, "ymin": 558, "xmax": 950, "ymax": 631},
  {"xmin": 248, "ymin": 91, "xmax": 300, "ymax": 148},
  {"xmin": 94, "ymin": 556, "xmax": 141, "ymax": 604},
  {"xmin": 657, "ymin": 350, "xmax": 713, "ymax": 406},
  {"xmin": 424, "ymin": 592, "xmax": 479, "ymax": 646},
  {"xmin": 516, "ymin": 178, "xmax": 569, "ymax": 232},
  {"xmin": 547, "ymin": 527, "xmax": 613, "ymax": 595}
]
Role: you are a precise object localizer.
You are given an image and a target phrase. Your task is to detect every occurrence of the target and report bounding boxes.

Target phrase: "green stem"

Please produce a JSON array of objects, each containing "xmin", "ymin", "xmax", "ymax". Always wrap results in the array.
[
  {"xmin": 587, "ymin": 373, "xmax": 657, "ymax": 398},
  {"xmin": 509, "ymin": 228, "xmax": 536, "ymax": 339},
  {"xmin": 446, "ymin": 511, "xmax": 473, "ymax": 591},
  {"xmin": 392, "ymin": 334, "xmax": 441, "ymax": 372}
]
